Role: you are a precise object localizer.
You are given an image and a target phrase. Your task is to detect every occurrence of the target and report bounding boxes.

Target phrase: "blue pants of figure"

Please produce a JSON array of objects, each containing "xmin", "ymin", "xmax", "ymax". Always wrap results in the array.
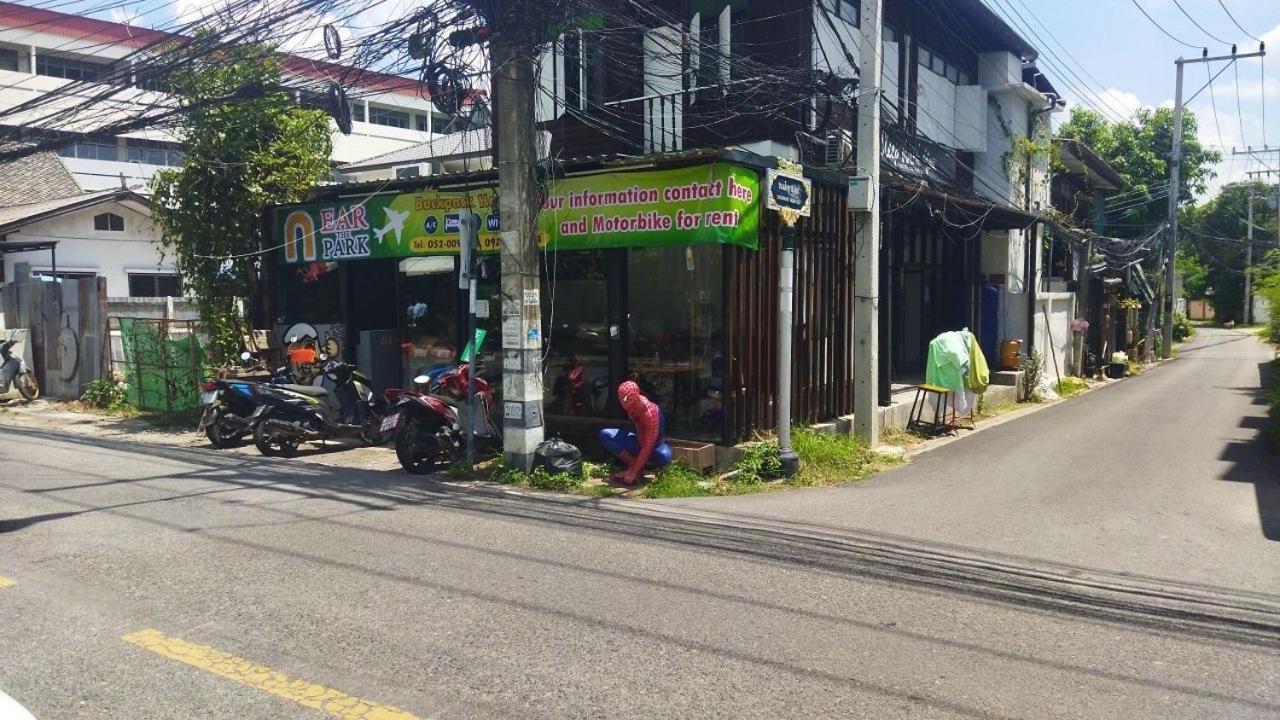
[{"xmin": 598, "ymin": 428, "xmax": 673, "ymax": 468}]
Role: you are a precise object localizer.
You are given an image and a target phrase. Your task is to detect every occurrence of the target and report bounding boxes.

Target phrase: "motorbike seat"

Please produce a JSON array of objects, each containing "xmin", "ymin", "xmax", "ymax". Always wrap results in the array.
[{"xmin": 279, "ymin": 384, "xmax": 329, "ymax": 397}]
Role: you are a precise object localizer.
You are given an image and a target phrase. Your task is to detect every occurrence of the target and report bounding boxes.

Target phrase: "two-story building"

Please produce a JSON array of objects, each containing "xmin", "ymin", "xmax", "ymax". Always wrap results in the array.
[
  {"xmin": 268, "ymin": 0, "xmax": 1068, "ymax": 448},
  {"xmin": 0, "ymin": 0, "xmax": 460, "ymax": 297}
]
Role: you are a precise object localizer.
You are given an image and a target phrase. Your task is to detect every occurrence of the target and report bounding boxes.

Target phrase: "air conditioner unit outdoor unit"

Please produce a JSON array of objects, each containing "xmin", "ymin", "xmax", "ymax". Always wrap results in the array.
[{"xmin": 823, "ymin": 130, "xmax": 853, "ymax": 167}]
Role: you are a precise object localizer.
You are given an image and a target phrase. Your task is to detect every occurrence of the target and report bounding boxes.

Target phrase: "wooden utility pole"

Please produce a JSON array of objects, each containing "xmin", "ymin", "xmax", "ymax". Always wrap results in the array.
[
  {"xmin": 852, "ymin": 0, "xmax": 883, "ymax": 446},
  {"xmin": 490, "ymin": 9, "xmax": 544, "ymax": 471}
]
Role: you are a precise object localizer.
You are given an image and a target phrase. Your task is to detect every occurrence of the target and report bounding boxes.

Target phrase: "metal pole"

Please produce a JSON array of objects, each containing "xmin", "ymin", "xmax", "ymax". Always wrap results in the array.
[
  {"xmin": 1162, "ymin": 59, "xmax": 1185, "ymax": 360},
  {"xmin": 492, "ymin": 20, "xmax": 544, "ymax": 472},
  {"xmin": 852, "ymin": 0, "xmax": 883, "ymax": 447},
  {"xmin": 1246, "ymin": 194, "xmax": 1254, "ymax": 325},
  {"xmin": 777, "ymin": 223, "xmax": 799, "ymax": 476},
  {"xmin": 463, "ymin": 215, "xmax": 478, "ymax": 468}
]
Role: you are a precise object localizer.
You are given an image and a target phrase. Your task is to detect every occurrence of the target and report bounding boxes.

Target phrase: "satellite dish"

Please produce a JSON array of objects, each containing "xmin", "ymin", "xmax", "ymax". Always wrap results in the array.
[
  {"xmin": 327, "ymin": 83, "xmax": 352, "ymax": 135},
  {"xmin": 324, "ymin": 25, "xmax": 342, "ymax": 60}
]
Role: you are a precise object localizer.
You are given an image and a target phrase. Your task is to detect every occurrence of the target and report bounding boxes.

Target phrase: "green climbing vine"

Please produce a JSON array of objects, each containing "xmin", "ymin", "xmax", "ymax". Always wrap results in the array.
[
  {"xmin": 149, "ymin": 36, "xmax": 332, "ymax": 363},
  {"xmin": 989, "ymin": 96, "xmax": 1058, "ymax": 206}
]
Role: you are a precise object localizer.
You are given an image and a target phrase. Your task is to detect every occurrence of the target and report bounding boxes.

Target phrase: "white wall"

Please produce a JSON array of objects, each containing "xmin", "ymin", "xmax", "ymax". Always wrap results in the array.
[
  {"xmin": 1, "ymin": 202, "xmax": 171, "ymax": 296},
  {"xmin": 1034, "ymin": 292, "xmax": 1074, "ymax": 383},
  {"xmin": 917, "ymin": 66, "xmax": 956, "ymax": 146}
]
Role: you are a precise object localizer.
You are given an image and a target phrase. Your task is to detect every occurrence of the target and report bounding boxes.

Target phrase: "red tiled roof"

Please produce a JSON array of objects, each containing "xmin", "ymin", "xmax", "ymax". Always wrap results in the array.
[{"xmin": 0, "ymin": 1, "xmax": 425, "ymax": 97}]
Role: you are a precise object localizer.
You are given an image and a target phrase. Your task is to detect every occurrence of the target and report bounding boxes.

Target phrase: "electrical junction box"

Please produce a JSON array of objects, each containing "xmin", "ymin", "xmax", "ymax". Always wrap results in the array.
[{"xmin": 847, "ymin": 175, "xmax": 872, "ymax": 211}]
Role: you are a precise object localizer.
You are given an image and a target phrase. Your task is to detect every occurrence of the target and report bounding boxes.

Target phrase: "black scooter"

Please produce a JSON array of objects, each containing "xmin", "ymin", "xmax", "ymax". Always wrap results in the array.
[
  {"xmin": 198, "ymin": 352, "xmax": 294, "ymax": 449},
  {"xmin": 250, "ymin": 356, "xmax": 385, "ymax": 457},
  {"xmin": 0, "ymin": 332, "xmax": 39, "ymax": 402}
]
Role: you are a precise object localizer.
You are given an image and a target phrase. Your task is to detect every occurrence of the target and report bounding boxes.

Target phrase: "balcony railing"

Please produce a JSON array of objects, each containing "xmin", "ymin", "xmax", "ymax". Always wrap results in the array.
[{"xmin": 880, "ymin": 122, "xmax": 961, "ymax": 189}]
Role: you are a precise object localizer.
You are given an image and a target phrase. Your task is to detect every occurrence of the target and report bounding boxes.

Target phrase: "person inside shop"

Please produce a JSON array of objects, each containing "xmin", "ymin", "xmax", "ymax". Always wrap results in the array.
[{"xmin": 598, "ymin": 380, "xmax": 673, "ymax": 486}]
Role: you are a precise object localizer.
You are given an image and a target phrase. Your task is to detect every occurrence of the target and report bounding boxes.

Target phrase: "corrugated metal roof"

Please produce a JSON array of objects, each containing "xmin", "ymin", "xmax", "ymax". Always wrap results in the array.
[{"xmin": 341, "ymin": 129, "xmax": 493, "ymax": 171}]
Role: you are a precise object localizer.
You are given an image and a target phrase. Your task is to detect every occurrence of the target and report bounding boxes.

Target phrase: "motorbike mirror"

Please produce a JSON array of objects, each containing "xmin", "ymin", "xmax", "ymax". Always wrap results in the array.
[
  {"xmin": 413, "ymin": 374, "xmax": 431, "ymax": 385},
  {"xmin": 240, "ymin": 351, "xmax": 252, "ymax": 362}
]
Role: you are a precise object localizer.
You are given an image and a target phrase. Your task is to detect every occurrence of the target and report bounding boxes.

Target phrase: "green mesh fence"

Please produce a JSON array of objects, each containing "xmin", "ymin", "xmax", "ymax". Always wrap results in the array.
[{"xmin": 117, "ymin": 317, "xmax": 204, "ymax": 412}]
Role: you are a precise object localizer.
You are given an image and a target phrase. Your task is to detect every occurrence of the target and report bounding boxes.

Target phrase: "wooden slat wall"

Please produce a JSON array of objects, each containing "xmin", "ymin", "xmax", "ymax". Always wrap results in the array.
[{"xmin": 724, "ymin": 181, "xmax": 856, "ymax": 443}]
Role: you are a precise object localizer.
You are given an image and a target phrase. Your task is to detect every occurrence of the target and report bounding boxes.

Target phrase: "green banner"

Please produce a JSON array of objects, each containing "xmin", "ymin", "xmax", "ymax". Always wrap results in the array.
[{"xmin": 277, "ymin": 162, "xmax": 759, "ymax": 265}]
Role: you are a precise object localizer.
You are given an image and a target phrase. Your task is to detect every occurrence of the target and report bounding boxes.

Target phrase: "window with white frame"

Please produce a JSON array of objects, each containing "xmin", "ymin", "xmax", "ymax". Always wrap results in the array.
[
  {"xmin": 37, "ymin": 54, "xmax": 109, "ymax": 81},
  {"xmin": 128, "ymin": 273, "xmax": 182, "ymax": 297},
  {"xmin": 917, "ymin": 45, "xmax": 970, "ymax": 85},
  {"xmin": 0, "ymin": 48, "xmax": 18, "ymax": 72},
  {"xmin": 126, "ymin": 139, "xmax": 184, "ymax": 166},
  {"xmin": 823, "ymin": 0, "xmax": 859, "ymax": 26},
  {"xmin": 368, "ymin": 106, "xmax": 410, "ymax": 129},
  {"xmin": 58, "ymin": 135, "xmax": 118, "ymax": 161}
]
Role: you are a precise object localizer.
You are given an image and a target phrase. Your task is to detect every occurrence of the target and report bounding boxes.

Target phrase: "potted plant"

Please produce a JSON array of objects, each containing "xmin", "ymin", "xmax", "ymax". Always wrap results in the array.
[{"xmin": 1107, "ymin": 351, "xmax": 1128, "ymax": 379}]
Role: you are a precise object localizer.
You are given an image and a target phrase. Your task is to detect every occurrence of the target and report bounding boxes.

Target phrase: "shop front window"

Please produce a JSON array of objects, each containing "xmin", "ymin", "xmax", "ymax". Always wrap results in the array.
[
  {"xmin": 277, "ymin": 260, "xmax": 342, "ymax": 327},
  {"xmin": 542, "ymin": 251, "xmax": 611, "ymax": 418},
  {"xmin": 398, "ymin": 256, "xmax": 461, "ymax": 383},
  {"xmin": 626, "ymin": 245, "xmax": 723, "ymax": 440}
]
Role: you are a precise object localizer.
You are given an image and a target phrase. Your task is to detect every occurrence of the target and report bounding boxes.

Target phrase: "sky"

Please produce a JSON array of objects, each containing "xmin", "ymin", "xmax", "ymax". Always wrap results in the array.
[
  {"xmin": 992, "ymin": 0, "xmax": 1280, "ymax": 199},
  {"xmin": 15, "ymin": 0, "xmax": 1279, "ymax": 199}
]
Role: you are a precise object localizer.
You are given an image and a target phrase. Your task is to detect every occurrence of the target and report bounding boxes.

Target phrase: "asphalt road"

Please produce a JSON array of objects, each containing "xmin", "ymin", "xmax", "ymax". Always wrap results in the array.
[{"xmin": 0, "ymin": 327, "xmax": 1276, "ymax": 719}]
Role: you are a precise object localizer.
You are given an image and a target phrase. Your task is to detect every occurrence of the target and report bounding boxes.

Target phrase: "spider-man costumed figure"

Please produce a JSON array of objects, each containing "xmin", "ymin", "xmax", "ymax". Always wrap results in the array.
[{"xmin": 598, "ymin": 380, "xmax": 673, "ymax": 485}]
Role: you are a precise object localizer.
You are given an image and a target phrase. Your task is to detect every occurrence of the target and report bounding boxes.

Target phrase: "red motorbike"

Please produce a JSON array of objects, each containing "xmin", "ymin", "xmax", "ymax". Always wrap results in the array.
[{"xmin": 381, "ymin": 363, "xmax": 500, "ymax": 475}]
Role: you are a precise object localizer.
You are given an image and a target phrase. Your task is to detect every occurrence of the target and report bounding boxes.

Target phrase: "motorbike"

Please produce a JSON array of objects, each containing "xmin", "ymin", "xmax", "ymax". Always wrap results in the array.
[
  {"xmin": 198, "ymin": 352, "xmax": 294, "ymax": 449},
  {"xmin": 250, "ymin": 356, "xmax": 386, "ymax": 457},
  {"xmin": 0, "ymin": 332, "xmax": 39, "ymax": 402},
  {"xmin": 383, "ymin": 362, "xmax": 500, "ymax": 475}
]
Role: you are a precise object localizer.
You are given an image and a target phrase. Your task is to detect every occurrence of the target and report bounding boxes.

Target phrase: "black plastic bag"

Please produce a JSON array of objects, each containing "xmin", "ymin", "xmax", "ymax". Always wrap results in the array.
[{"xmin": 534, "ymin": 437, "xmax": 583, "ymax": 475}]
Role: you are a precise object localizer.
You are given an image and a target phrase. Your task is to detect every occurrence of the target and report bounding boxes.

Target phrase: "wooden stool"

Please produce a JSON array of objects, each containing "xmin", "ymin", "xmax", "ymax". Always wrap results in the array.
[{"xmin": 908, "ymin": 384, "xmax": 955, "ymax": 436}]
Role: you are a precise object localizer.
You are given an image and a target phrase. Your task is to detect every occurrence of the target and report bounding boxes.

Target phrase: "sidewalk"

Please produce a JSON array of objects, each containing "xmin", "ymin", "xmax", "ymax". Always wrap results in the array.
[{"xmin": 0, "ymin": 401, "xmax": 403, "ymax": 472}]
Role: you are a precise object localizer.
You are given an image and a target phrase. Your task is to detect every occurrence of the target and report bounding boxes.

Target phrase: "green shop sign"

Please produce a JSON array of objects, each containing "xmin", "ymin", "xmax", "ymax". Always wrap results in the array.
[{"xmin": 277, "ymin": 163, "xmax": 759, "ymax": 265}]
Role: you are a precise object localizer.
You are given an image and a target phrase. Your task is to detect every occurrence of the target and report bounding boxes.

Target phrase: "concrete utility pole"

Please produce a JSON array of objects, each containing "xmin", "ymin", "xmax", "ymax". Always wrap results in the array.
[
  {"xmin": 1161, "ymin": 58, "xmax": 1185, "ymax": 361},
  {"xmin": 490, "ymin": 18, "xmax": 545, "ymax": 471},
  {"xmin": 1231, "ymin": 149, "xmax": 1279, "ymax": 325},
  {"xmin": 1246, "ymin": 194, "xmax": 1254, "ymax": 325},
  {"xmin": 1164, "ymin": 48, "xmax": 1265, "ymax": 357},
  {"xmin": 852, "ymin": 0, "xmax": 883, "ymax": 447},
  {"xmin": 1247, "ymin": 166, "xmax": 1280, "ymax": 251}
]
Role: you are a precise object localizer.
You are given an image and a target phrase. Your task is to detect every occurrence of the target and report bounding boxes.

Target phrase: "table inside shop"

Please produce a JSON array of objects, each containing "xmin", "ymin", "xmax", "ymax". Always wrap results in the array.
[{"xmin": 629, "ymin": 359, "xmax": 704, "ymax": 425}]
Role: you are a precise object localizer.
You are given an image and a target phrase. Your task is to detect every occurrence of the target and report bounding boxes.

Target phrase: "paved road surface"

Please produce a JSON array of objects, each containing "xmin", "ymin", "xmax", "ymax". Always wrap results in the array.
[{"xmin": 0, "ymin": 327, "xmax": 1275, "ymax": 719}]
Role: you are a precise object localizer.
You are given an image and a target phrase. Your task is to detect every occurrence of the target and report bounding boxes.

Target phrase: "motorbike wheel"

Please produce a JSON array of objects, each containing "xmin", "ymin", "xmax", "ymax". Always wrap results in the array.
[
  {"xmin": 360, "ymin": 415, "xmax": 384, "ymax": 446},
  {"xmin": 395, "ymin": 417, "xmax": 447, "ymax": 475},
  {"xmin": 253, "ymin": 417, "xmax": 300, "ymax": 457},
  {"xmin": 15, "ymin": 371, "xmax": 39, "ymax": 401},
  {"xmin": 204, "ymin": 408, "xmax": 244, "ymax": 449}
]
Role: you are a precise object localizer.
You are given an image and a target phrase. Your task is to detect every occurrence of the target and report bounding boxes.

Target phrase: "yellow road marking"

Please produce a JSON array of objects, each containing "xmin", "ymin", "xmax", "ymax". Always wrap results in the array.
[
  {"xmin": 122, "ymin": 629, "xmax": 419, "ymax": 720},
  {"xmin": 0, "ymin": 576, "xmax": 14, "ymax": 589}
]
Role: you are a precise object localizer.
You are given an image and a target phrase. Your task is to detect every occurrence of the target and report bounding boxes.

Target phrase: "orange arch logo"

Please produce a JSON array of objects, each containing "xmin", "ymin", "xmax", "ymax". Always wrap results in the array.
[{"xmin": 283, "ymin": 211, "xmax": 318, "ymax": 263}]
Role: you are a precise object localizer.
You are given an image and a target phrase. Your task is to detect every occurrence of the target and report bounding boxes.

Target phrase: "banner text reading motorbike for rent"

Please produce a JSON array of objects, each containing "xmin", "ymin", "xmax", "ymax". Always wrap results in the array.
[{"xmin": 276, "ymin": 162, "xmax": 760, "ymax": 264}]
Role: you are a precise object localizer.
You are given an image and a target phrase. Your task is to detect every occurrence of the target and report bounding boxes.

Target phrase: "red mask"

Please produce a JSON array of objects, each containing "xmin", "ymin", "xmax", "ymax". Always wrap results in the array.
[{"xmin": 617, "ymin": 380, "xmax": 644, "ymax": 414}]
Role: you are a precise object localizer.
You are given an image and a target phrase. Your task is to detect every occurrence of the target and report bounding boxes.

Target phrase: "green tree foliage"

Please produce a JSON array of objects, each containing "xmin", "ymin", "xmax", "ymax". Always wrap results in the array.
[
  {"xmin": 150, "ymin": 39, "xmax": 332, "ymax": 362},
  {"xmin": 1056, "ymin": 106, "xmax": 1220, "ymax": 238},
  {"xmin": 1183, "ymin": 181, "xmax": 1277, "ymax": 323}
]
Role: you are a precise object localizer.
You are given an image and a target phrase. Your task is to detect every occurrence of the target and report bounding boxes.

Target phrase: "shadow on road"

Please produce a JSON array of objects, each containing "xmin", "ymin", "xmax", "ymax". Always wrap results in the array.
[
  {"xmin": 0, "ymin": 511, "xmax": 82, "ymax": 534},
  {"xmin": 1217, "ymin": 360, "xmax": 1280, "ymax": 541},
  {"xmin": 5, "ymin": 425, "xmax": 1280, "ymax": 717}
]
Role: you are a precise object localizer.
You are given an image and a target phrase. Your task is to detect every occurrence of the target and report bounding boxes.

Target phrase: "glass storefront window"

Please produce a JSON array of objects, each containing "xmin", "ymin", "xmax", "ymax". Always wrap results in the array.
[
  {"xmin": 627, "ymin": 245, "xmax": 723, "ymax": 440},
  {"xmin": 276, "ymin": 261, "xmax": 341, "ymax": 326},
  {"xmin": 542, "ymin": 251, "xmax": 611, "ymax": 418},
  {"xmin": 398, "ymin": 256, "xmax": 460, "ymax": 384}
]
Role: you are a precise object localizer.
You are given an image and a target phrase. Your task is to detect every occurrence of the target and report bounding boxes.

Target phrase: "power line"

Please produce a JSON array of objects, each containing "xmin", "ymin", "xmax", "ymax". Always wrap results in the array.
[
  {"xmin": 1127, "ymin": 0, "xmax": 1203, "ymax": 51},
  {"xmin": 1216, "ymin": 0, "xmax": 1263, "ymax": 43},
  {"xmin": 1171, "ymin": 0, "xmax": 1231, "ymax": 46}
]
